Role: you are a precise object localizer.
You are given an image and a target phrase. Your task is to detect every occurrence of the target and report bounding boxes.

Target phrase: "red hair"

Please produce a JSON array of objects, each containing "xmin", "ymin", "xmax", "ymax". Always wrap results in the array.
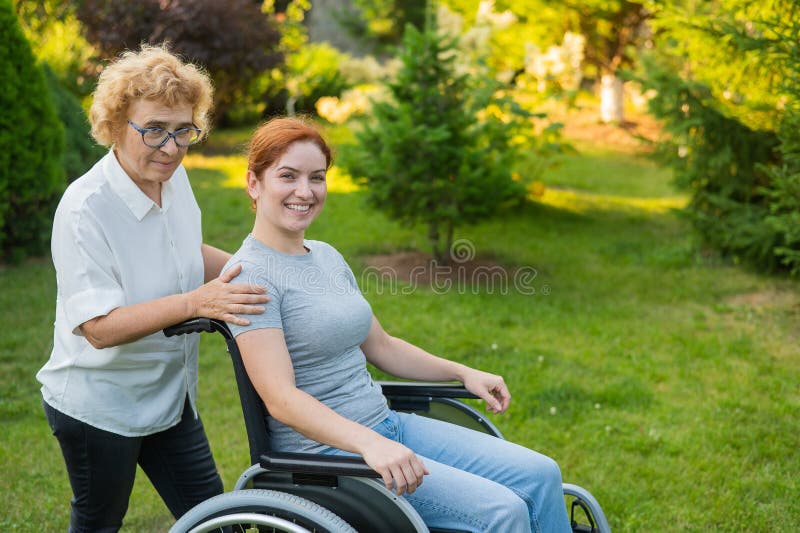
[{"xmin": 246, "ymin": 117, "xmax": 332, "ymax": 208}]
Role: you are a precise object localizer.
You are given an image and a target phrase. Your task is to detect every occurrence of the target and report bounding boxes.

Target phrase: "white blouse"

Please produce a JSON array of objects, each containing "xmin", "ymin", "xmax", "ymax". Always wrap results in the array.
[{"xmin": 37, "ymin": 150, "xmax": 205, "ymax": 436}]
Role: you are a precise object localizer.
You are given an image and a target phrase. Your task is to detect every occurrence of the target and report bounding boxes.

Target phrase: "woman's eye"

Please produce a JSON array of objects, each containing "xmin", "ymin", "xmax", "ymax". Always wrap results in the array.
[
  {"xmin": 280, "ymin": 173, "xmax": 294, "ymax": 180},
  {"xmin": 311, "ymin": 174, "xmax": 326, "ymax": 182}
]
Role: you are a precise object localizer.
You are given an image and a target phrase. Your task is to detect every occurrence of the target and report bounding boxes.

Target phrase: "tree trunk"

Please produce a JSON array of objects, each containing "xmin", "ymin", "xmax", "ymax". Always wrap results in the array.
[
  {"xmin": 429, "ymin": 222, "xmax": 445, "ymax": 265},
  {"xmin": 599, "ymin": 73, "xmax": 624, "ymax": 124}
]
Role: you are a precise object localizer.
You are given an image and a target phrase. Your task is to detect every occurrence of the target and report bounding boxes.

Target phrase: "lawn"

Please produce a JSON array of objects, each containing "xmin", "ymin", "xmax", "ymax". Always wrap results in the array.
[{"xmin": 1, "ymin": 116, "xmax": 798, "ymax": 532}]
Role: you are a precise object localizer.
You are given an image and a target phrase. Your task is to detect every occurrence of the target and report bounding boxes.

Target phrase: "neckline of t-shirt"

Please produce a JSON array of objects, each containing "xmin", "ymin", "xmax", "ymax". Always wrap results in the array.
[{"xmin": 247, "ymin": 234, "xmax": 315, "ymax": 260}]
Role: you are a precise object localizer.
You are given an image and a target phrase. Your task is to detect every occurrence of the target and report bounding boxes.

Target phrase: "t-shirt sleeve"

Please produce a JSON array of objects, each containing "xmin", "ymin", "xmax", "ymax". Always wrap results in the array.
[
  {"xmin": 52, "ymin": 204, "xmax": 126, "ymax": 335},
  {"xmin": 225, "ymin": 259, "xmax": 284, "ymax": 338}
]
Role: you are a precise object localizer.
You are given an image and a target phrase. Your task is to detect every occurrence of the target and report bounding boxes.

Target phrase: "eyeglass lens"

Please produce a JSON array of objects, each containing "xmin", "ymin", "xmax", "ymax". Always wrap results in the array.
[{"xmin": 142, "ymin": 128, "xmax": 200, "ymax": 148}]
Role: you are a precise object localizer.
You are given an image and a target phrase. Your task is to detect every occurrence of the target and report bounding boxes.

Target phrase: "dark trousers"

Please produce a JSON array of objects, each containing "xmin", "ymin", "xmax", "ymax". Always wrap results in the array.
[{"xmin": 43, "ymin": 398, "xmax": 224, "ymax": 533}]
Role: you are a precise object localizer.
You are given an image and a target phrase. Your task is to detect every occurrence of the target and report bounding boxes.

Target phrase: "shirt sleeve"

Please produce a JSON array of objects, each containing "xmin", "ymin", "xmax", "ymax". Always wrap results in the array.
[
  {"xmin": 52, "ymin": 203, "xmax": 126, "ymax": 335},
  {"xmin": 225, "ymin": 259, "xmax": 284, "ymax": 338}
]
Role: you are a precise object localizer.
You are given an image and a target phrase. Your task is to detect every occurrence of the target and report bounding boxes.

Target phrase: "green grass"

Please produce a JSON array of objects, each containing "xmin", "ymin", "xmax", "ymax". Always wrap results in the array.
[{"xmin": 1, "ymin": 124, "xmax": 799, "ymax": 531}]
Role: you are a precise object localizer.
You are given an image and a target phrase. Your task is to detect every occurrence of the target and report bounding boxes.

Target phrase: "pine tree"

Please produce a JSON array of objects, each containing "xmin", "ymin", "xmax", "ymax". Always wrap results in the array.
[{"xmin": 341, "ymin": 18, "xmax": 529, "ymax": 264}]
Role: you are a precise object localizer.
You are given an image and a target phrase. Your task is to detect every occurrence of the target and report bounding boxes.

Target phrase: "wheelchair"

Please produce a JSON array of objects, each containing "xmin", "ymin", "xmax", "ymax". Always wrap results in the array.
[{"xmin": 164, "ymin": 318, "xmax": 611, "ymax": 533}]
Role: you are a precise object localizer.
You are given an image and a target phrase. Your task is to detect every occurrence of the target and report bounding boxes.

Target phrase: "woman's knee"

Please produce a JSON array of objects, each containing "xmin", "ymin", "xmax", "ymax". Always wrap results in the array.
[{"xmin": 487, "ymin": 490, "xmax": 531, "ymax": 532}]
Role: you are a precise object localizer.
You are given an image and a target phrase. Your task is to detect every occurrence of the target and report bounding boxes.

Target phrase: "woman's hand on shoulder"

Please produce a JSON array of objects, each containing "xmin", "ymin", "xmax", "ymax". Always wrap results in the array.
[
  {"xmin": 462, "ymin": 368, "xmax": 511, "ymax": 414},
  {"xmin": 188, "ymin": 263, "xmax": 270, "ymax": 325},
  {"xmin": 360, "ymin": 436, "xmax": 429, "ymax": 495}
]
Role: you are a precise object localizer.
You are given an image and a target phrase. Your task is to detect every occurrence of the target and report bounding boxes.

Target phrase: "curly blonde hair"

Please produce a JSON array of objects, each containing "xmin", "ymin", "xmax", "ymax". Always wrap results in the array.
[{"xmin": 89, "ymin": 44, "xmax": 214, "ymax": 147}]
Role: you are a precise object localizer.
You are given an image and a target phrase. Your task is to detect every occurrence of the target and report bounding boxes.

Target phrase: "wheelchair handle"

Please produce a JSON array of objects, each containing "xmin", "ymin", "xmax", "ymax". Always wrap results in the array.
[{"xmin": 163, "ymin": 318, "xmax": 233, "ymax": 339}]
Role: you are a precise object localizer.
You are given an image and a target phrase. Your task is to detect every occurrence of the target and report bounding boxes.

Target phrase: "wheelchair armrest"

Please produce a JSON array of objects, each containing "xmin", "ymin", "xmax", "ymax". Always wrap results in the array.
[
  {"xmin": 378, "ymin": 381, "xmax": 479, "ymax": 399},
  {"xmin": 260, "ymin": 451, "xmax": 380, "ymax": 478}
]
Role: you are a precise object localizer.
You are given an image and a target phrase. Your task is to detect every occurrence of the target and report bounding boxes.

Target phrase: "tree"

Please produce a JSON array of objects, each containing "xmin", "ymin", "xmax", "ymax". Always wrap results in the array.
[
  {"xmin": 0, "ymin": 0, "xmax": 65, "ymax": 261},
  {"xmin": 563, "ymin": 0, "xmax": 650, "ymax": 123},
  {"xmin": 334, "ymin": 0, "xmax": 428, "ymax": 54},
  {"xmin": 77, "ymin": 0, "xmax": 282, "ymax": 123},
  {"xmin": 13, "ymin": 0, "xmax": 98, "ymax": 101},
  {"xmin": 340, "ymin": 18, "xmax": 531, "ymax": 263},
  {"xmin": 640, "ymin": 0, "xmax": 800, "ymax": 273}
]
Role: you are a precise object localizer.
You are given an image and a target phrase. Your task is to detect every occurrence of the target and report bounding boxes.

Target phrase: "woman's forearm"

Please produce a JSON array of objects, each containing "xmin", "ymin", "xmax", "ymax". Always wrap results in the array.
[
  {"xmin": 79, "ymin": 292, "xmax": 194, "ymax": 349},
  {"xmin": 80, "ymin": 263, "xmax": 267, "ymax": 349},
  {"xmin": 371, "ymin": 336, "xmax": 468, "ymax": 382},
  {"xmin": 361, "ymin": 317, "xmax": 468, "ymax": 382}
]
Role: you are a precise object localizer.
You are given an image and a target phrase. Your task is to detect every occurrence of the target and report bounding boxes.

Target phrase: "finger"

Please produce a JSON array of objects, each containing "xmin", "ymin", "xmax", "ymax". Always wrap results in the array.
[
  {"xmin": 390, "ymin": 466, "xmax": 407, "ymax": 495},
  {"xmin": 379, "ymin": 469, "xmax": 393, "ymax": 492},
  {"xmin": 231, "ymin": 304, "xmax": 266, "ymax": 315},
  {"xmin": 227, "ymin": 282, "xmax": 267, "ymax": 295},
  {"xmin": 400, "ymin": 463, "xmax": 420, "ymax": 494},
  {"xmin": 223, "ymin": 314, "xmax": 250, "ymax": 326},
  {"xmin": 413, "ymin": 458, "xmax": 429, "ymax": 478},
  {"xmin": 481, "ymin": 390, "xmax": 502, "ymax": 412},
  {"xmin": 218, "ymin": 263, "xmax": 242, "ymax": 282}
]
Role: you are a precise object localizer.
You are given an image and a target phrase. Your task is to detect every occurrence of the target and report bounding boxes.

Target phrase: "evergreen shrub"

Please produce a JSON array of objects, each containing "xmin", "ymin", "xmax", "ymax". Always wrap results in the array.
[
  {"xmin": 42, "ymin": 64, "xmax": 105, "ymax": 183},
  {"xmin": 0, "ymin": 0, "xmax": 65, "ymax": 262},
  {"xmin": 340, "ymin": 22, "xmax": 532, "ymax": 263},
  {"xmin": 642, "ymin": 57, "xmax": 784, "ymax": 270}
]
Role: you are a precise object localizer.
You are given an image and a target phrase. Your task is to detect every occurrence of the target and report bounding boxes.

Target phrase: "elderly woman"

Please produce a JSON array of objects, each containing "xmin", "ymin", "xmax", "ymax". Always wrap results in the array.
[
  {"xmin": 223, "ymin": 117, "xmax": 572, "ymax": 532},
  {"xmin": 36, "ymin": 45, "xmax": 268, "ymax": 532}
]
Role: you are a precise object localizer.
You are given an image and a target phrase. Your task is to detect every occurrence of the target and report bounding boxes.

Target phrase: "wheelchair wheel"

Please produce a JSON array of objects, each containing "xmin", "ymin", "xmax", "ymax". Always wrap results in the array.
[{"xmin": 169, "ymin": 489, "xmax": 357, "ymax": 533}]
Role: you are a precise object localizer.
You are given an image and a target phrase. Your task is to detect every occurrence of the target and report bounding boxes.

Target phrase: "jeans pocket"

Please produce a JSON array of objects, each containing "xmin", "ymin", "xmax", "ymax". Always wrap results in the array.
[{"xmin": 376, "ymin": 415, "xmax": 399, "ymax": 441}]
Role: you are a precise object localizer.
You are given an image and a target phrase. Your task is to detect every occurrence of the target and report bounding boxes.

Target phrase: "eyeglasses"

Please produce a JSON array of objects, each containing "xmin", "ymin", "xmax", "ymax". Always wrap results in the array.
[{"xmin": 127, "ymin": 120, "xmax": 202, "ymax": 148}]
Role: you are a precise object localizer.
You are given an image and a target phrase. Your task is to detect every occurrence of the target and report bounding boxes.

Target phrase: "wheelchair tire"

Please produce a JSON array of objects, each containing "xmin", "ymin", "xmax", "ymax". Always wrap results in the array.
[{"xmin": 169, "ymin": 489, "xmax": 357, "ymax": 533}]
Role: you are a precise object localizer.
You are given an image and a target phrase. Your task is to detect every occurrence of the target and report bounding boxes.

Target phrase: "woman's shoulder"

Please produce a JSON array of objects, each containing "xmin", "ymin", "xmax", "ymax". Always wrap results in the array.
[
  {"xmin": 55, "ymin": 154, "xmax": 112, "ymax": 219},
  {"xmin": 306, "ymin": 240, "xmax": 344, "ymax": 259}
]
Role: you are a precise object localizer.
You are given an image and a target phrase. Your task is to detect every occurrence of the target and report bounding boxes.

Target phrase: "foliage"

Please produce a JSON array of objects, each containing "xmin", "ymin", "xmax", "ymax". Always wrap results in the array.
[
  {"xmin": 13, "ymin": 0, "xmax": 98, "ymax": 101},
  {"xmin": 334, "ymin": 0, "xmax": 427, "ymax": 54},
  {"xmin": 41, "ymin": 63, "xmax": 106, "ymax": 183},
  {"xmin": 761, "ymin": 11, "xmax": 800, "ymax": 275},
  {"xmin": 284, "ymin": 43, "xmax": 352, "ymax": 115},
  {"xmin": 565, "ymin": 0, "xmax": 650, "ymax": 78},
  {"xmin": 76, "ymin": 0, "xmax": 282, "ymax": 124},
  {"xmin": 0, "ymin": 0, "xmax": 65, "ymax": 262},
  {"xmin": 340, "ymin": 20, "xmax": 534, "ymax": 263},
  {"xmin": 640, "ymin": 0, "xmax": 800, "ymax": 274}
]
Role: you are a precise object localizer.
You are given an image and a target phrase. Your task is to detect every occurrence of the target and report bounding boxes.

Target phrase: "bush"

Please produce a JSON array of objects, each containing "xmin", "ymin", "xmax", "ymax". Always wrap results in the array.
[
  {"xmin": 77, "ymin": 0, "xmax": 282, "ymax": 124},
  {"xmin": 340, "ymin": 21, "xmax": 532, "ymax": 263},
  {"xmin": 285, "ymin": 43, "xmax": 352, "ymax": 115},
  {"xmin": 0, "ymin": 0, "xmax": 65, "ymax": 262},
  {"xmin": 639, "ymin": 1, "xmax": 800, "ymax": 275},
  {"xmin": 642, "ymin": 61, "xmax": 782, "ymax": 269},
  {"xmin": 41, "ymin": 63, "xmax": 105, "ymax": 182}
]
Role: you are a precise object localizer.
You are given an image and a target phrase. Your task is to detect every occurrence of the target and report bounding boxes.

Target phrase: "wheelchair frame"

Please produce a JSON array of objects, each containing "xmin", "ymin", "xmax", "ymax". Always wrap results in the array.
[{"xmin": 165, "ymin": 318, "xmax": 611, "ymax": 533}]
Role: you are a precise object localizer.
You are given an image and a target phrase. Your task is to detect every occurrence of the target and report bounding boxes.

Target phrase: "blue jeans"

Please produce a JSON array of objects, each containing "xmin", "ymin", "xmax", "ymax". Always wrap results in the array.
[
  {"xmin": 43, "ymin": 398, "xmax": 223, "ymax": 533},
  {"xmin": 324, "ymin": 410, "xmax": 572, "ymax": 533}
]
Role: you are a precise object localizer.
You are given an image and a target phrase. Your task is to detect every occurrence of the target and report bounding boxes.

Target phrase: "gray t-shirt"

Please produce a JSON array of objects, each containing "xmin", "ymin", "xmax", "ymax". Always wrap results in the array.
[{"xmin": 225, "ymin": 236, "xmax": 390, "ymax": 452}]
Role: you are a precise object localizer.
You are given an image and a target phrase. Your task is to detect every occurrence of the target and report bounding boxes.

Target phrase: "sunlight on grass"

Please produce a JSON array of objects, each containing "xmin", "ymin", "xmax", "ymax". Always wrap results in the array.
[
  {"xmin": 184, "ymin": 154, "xmax": 246, "ymax": 188},
  {"xmin": 537, "ymin": 187, "xmax": 688, "ymax": 214},
  {"xmin": 184, "ymin": 153, "xmax": 360, "ymax": 193}
]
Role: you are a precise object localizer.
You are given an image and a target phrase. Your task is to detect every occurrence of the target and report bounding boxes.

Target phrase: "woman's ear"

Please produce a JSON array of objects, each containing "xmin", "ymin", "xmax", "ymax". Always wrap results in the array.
[{"xmin": 246, "ymin": 170, "xmax": 260, "ymax": 201}]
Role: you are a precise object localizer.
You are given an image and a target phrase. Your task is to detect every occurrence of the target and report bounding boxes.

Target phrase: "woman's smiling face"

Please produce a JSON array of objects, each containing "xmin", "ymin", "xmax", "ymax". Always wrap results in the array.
[{"xmin": 248, "ymin": 140, "xmax": 328, "ymax": 237}]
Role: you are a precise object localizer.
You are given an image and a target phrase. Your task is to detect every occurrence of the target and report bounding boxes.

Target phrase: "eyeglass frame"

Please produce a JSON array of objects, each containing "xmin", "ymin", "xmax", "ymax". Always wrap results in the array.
[{"xmin": 127, "ymin": 120, "xmax": 203, "ymax": 148}]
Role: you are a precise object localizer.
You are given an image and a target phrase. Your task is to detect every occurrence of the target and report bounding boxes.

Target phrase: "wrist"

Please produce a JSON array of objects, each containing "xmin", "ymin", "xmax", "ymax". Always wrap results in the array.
[
  {"xmin": 451, "ymin": 362, "xmax": 470, "ymax": 383},
  {"xmin": 182, "ymin": 290, "xmax": 198, "ymax": 319}
]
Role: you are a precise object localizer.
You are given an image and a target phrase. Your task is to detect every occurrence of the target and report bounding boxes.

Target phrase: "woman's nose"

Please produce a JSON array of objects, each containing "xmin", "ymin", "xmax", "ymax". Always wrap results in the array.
[{"xmin": 294, "ymin": 178, "xmax": 312, "ymax": 198}]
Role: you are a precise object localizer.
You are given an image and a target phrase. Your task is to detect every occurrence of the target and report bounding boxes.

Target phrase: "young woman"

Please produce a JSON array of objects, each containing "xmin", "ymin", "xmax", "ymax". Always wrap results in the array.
[
  {"xmin": 37, "ymin": 45, "xmax": 269, "ymax": 532},
  {"xmin": 225, "ymin": 117, "xmax": 572, "ymax": 532}
]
